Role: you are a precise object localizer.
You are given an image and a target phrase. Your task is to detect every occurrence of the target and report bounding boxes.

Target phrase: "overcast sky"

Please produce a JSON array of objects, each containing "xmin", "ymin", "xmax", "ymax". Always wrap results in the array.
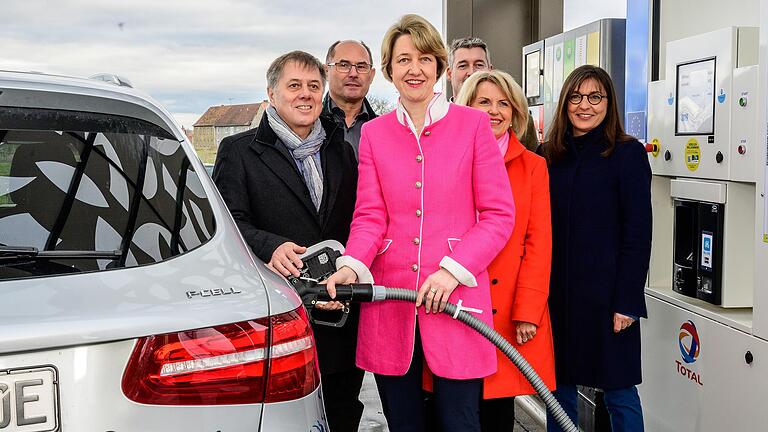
[{"xmin": 2, "ymin": 0, "xmax": 442, "ymax": 129}]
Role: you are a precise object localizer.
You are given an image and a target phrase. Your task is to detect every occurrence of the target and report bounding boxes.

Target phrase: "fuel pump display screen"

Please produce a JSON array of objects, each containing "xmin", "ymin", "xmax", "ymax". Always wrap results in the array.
[{"xmin": 675, "ymin": 57, "xmax": 716, "ymax": 135}]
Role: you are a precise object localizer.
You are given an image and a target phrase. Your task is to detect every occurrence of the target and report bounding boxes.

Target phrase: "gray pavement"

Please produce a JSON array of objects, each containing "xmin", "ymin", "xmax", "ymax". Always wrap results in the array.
[
  {"xmin": 358, "ymin": 371, "xmax": 387, "ymax": 431},
  {"xmin": 358, "ymin": 372, "xmax": 545, "ymax": 431}
]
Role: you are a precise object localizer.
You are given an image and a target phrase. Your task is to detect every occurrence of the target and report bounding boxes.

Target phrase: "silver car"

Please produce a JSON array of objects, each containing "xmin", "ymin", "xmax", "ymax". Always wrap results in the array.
[{"xmin": 0, "ymin": 70, "xmax": 327, "ymax": 431}]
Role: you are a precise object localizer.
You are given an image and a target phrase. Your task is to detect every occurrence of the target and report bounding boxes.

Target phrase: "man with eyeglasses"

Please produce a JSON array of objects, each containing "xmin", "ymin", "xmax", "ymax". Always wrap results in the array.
[
  {"xmin": 322, "ymin": 40, "xmax": 378, "ymax": 158},
  {"xmin": 314, "ymin": 39, "xmax": 376, "ymax": 432},
  {"xmin": 447, "ymin": 36, "xmax": 539, "ymax": 151}
]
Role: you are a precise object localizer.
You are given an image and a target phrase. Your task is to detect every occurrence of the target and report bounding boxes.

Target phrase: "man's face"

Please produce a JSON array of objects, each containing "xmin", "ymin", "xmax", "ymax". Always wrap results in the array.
[
  {"xmin": 447, "ymin": 46, "xmax": 490, "ymax": 96},
  {"xmin": 326, "ymin": 41, "xmax": 376, "ymax": 105},
  {"xmin": 267, "ymin": 61, "xmax": 324, "ymax": 139}
]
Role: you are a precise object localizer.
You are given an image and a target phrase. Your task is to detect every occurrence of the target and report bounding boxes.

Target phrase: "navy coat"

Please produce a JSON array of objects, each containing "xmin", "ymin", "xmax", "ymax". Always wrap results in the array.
[{"xmin": 545, "ymin": 125, "xmax": 651, "ymax": 390}]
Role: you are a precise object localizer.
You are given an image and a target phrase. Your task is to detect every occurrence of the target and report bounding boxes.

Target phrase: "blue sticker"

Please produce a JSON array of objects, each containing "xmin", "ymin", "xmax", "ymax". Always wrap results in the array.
[
  {"xmin": 717, "ymin": 89, "xmax": 726, "ymax": 104},
  {"xmin": 667, "ymin": 92, "xmax": 674, "ymax": 106},
  {"xmin": 701, "ymin": 232, "xmax": 713, "ymax": 269}
]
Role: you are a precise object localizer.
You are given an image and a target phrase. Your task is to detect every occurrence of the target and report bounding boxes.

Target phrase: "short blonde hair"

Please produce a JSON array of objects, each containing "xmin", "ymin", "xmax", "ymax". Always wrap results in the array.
[
  {"xmin": 380, "ymin": 14, "xmax": 448, "ymax": 82},
  {"xmin": 455, "ymin": 70, "xmax": 529, "ymax": 138}
]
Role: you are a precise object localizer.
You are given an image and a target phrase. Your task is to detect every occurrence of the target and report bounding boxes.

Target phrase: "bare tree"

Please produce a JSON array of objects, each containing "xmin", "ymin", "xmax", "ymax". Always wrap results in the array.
[{"xmin": 367, "ymin": 95, "xmax": 396, "ymax": 115}]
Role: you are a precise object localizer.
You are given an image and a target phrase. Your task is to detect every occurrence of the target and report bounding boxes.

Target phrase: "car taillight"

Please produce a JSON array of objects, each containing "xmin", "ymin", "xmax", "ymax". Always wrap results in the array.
[{"xmin": 122, "ymin": 306, "xmax": 319, "ymax": 405}]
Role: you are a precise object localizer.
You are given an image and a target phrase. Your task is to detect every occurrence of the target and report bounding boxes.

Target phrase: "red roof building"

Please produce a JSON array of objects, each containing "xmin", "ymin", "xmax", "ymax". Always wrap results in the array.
[{"xmin": 192, "ymin": 101, "xmax": 268, "ymax": 149}]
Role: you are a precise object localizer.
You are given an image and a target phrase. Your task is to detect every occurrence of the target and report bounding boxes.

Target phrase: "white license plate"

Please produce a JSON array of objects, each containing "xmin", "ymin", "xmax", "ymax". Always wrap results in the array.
[{"xmin": 0, "ymin": 366, "xmax": 59, "ymax": 431}]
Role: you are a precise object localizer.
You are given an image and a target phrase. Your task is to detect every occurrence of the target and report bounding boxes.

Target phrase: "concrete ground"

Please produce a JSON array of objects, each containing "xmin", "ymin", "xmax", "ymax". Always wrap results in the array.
[{"xmin": 358, "ymin": 372, "xmax": 545, "ymax": 431}]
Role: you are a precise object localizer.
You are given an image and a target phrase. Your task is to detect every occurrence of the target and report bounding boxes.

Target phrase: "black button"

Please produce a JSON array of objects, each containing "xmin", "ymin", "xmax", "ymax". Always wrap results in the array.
[
  {"xmin": 716, "ymin": 151, "xmax": 724, "ymax": 163},
  {"xmin": 491, "ymin": 279, "xmax": 498, "ymax": 285},
  {"xmin": 664, "ymin": 150, "xmax": 672, "ymax": 161},
  {"xmin": 492, "ymin": 309, "xmax": 497, "ymax": 314}
]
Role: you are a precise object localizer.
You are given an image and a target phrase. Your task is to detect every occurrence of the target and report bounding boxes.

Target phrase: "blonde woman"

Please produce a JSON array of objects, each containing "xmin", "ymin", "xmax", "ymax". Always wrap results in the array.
[
  {"xmin": 456, "ymin": 70, "xmax": 555, "ymax": 431},
  {"xmin": 326, "ymin": 14, "xmax": 515, "ymax": 432}
]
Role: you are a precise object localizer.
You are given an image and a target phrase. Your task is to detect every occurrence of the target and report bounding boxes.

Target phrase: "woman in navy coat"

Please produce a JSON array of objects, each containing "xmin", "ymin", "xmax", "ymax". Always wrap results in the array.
[{"xmin": 540, "ymin": 65, "xmax": 652, "ymax": 432}]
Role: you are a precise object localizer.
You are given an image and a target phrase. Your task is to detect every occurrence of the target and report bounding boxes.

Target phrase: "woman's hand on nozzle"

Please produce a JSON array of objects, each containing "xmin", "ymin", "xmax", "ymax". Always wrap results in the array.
[{"xmin": 322, "ymin": 266, "xmax": 358, "ymax": 299}]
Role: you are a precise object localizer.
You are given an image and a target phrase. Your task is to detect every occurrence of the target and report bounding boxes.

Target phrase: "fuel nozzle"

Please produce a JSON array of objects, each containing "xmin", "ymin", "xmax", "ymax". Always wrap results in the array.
[
  {"xmin": 286, "ymin": 241, "xmax": 386, "ymax": 327},
  {"xmin": 291, "ymin": 278, "xmax": 385, "ymax": 327},
  {"xmin": 312, "ymin": 282, "xmax": 387, "ymax": 303}
]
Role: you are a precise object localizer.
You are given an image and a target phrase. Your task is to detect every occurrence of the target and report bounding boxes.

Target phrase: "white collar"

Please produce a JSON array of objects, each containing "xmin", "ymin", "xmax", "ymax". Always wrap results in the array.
[{"xmin": 395, "ymin": 93, "xmax": 450, "ymax": 135}]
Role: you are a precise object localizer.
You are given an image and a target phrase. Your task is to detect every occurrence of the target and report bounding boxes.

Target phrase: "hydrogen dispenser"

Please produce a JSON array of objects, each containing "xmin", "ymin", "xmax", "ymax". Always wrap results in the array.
[
  {"xmin": 638, "ymin": 21, "xmax": 768, "ymax": 431},
  {"xmin": 647, "ymin": 26, "xmax": 758, "ymax": 307}
]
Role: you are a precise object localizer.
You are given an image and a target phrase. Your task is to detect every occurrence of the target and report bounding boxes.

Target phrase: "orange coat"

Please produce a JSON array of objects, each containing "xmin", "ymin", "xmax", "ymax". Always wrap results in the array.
[
  {"xmin": 483, "ymin": 132, "xmax": 556, "ymax": 399},
  {"xmin": 422, "ymin": 133, "xmax": 555, "ymax": 396}
]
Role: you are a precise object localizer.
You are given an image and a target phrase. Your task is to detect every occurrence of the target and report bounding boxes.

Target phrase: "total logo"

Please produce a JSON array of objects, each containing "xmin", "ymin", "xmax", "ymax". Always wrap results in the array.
[{"xmin": 675, "ymin": 320, "xmax": 703, "ymax": 386}]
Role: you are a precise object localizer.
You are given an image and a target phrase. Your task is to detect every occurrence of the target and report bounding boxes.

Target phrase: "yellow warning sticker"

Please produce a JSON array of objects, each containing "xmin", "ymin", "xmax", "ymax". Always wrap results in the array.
[
  {"xmin": 685, "ymin": 138, "xmax": 700, "ymax": 171},
  {"xmin": 651, "ymin": 138, "xmax": 660, "ymax": 158},
  {"xmin": 764, "ymin": 234, "xmax": 768, "ymax": 243}
]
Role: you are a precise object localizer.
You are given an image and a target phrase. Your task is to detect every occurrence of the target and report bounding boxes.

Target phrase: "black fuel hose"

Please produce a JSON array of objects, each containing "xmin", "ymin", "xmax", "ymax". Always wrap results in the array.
[{"xmin": 307, "ymin": 283, "xmax": 578, "ymax": 431}]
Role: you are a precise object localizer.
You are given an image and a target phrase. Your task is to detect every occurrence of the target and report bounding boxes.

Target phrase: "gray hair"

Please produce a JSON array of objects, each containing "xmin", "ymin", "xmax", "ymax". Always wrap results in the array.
[
  {"xmin": 266, "ymin": 50, "xmax": 326, "ymax": 90},
  {"xmin": 325, "ymin": 40, "xmax": 373, "ymax": 64},
  {"xmin": 449, "ymin": 37, "xmax": 491, "ymax": 66}
]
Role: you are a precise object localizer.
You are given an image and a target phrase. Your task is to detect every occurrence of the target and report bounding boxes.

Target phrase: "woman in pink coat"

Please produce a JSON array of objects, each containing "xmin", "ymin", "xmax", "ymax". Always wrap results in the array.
[{"xmin": 325, "ymin": 14, "xmax": 515, "ymax": 432}]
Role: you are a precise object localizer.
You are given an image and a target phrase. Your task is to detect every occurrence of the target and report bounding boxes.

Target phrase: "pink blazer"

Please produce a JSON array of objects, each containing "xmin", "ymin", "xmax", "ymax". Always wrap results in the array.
[{"xmin": 342, "ymin": 98, "xmax": 516, "ymax": 379}]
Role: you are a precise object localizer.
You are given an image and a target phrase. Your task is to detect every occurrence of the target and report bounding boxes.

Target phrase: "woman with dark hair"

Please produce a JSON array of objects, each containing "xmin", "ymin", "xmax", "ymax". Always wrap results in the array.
[{"xmin": 540, "ymin": 65, "xmax": 651, "ymax": 432}]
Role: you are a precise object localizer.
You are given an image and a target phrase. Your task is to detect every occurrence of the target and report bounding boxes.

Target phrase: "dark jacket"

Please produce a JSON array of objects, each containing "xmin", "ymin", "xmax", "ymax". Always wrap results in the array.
[
  {"xmin": 544, "ymin": 124, "xmax": 652, "ymax": 389},
  {"xmin": 321, "ymin": 94, "xmax": 378, "ymax": 157},
  {"xmin": 213, "ymin": 113, "xmax": 359, "ymax": 375},
  {"xmin": 321, "ymin": 93, "xmax": 378, "ymax": 124}
]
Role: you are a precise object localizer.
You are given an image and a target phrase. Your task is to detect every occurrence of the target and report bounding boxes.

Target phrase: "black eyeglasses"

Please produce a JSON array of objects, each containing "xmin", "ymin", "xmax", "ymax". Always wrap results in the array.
[
  {"xmin": 327, "ymin": 61, "xmax": 373, "ymax": 74},
  {"xmin": 568, "ymin": 92, "xmax": 605, "ymax": 105}
]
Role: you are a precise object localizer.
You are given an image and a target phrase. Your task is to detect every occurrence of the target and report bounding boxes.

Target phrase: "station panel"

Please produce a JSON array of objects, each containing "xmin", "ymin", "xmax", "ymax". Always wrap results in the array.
[
  {"xmin": 647, "ymin": 27, "xmax": 758, "ymax": 309},
  {"xmin": 522, "ymin": 18, "xmax": 626, "ymax": 139}
]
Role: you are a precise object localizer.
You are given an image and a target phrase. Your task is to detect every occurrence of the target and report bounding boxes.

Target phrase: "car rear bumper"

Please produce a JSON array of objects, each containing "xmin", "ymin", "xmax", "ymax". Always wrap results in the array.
[{"xmin": 0, "ymin": 339, "xmax": 325, "ymax": 431}]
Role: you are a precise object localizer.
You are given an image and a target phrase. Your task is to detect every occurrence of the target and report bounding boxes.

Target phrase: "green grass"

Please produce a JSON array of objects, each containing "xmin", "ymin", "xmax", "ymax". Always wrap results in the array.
[{"xmin": 195, "ymin": 147, "xmax": 218, "ymax": 164}]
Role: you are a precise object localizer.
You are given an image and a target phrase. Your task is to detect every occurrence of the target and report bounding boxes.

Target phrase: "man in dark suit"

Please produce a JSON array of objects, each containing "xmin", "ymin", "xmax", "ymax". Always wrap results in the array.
[{"xmin": 213, "ymin": 50, "xmax": 361, "ymax": 432}]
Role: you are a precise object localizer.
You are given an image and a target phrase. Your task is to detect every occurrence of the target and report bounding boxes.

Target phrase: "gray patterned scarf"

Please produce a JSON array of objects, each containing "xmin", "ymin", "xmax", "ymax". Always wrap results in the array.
[{"xmin": 266, "ymin": 105, "xmax": 325, "ymax": 210}]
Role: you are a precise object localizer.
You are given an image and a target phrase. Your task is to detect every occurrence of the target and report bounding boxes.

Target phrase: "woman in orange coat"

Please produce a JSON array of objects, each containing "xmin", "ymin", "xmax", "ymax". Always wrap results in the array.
[{"xmin": 456, "ymin": 70, "xmax": 555, "ymax": 431}]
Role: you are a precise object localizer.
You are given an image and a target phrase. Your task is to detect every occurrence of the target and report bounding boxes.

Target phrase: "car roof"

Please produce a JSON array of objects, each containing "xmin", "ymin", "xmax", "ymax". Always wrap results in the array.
[{"xmin": 0, "ymin": 70, "xmax": 182, "ymax": 141}]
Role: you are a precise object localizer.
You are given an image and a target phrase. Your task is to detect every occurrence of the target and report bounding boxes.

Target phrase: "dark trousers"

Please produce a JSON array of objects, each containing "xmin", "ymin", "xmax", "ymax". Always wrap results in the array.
[
  {"xmin": 546, "ymin": 384, "xmax": 644, "ymax": 432},
  {"xmin": 374, "ymin": 331, "xmax": 483, "ymax": 432},
  {"xmin": 479, "ymin": 397, "xmax": 516, "ymax": 432},
  {"xmin": 321, "ymin": 367, "xmax": 366, "ymax": 432}
]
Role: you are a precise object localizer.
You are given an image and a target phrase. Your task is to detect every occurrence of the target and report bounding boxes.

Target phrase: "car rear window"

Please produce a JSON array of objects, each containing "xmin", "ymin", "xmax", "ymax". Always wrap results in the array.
[{"xmin": 0, "ymin": 108, "xmax": 216, "ymax": 280}]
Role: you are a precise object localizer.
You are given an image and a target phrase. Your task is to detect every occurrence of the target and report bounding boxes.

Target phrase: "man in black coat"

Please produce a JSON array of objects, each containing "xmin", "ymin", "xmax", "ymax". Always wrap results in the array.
[
  {"xmin": 321, "ymin": 39, "xmax": 378, "ymax": 158},
  {"xmin": 213, "ymin": 50, "xmax": 361, "ymax": 432}
]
